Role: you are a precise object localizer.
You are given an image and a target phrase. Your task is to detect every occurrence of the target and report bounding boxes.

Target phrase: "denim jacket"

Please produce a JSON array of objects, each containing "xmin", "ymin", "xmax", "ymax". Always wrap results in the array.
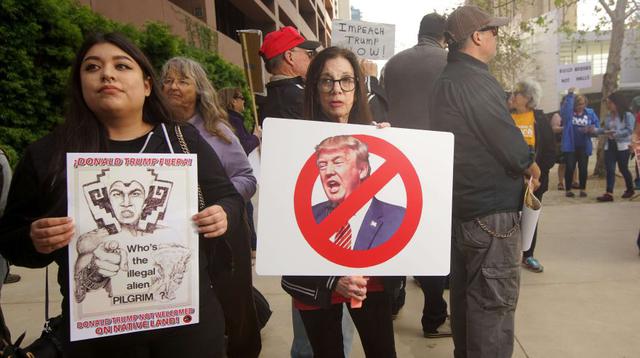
[{"xmin": 595, "ymin": 111, "xmax": 635, "ymax": 151}]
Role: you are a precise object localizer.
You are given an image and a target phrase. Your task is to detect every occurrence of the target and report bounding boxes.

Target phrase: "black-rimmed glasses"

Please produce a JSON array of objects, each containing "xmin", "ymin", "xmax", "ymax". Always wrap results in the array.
[{"xmin": 318, "ymin": 77, "xmax": 356, "ymax": 93}]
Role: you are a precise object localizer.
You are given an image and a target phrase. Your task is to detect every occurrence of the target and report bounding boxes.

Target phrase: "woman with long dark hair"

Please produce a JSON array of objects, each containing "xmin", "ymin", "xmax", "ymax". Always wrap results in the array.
[
  {"xmin": 0, "ymin": 33, "xmax": 242, "ymax": 357},
  {"xmin": 282, "ymin": 47, "xmax": 398, "ymax": 358},
  {"xmin": 595, "ymin": 91, "xmax": 636, "ymax": 201}
]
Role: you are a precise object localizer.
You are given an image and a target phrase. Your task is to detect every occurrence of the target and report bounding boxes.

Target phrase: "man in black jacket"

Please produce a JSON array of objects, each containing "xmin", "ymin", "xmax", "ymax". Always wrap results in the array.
[
  {"xmin": 257, "ymin": 26, "xmax": 319, "ymax": 126},
  {"xmin": 430, "ymin": 6, "xmax": 540, "ymax": 358},
  {"xmin": 382, "ymin": 12, "xmax": 452, "ymax": 339},
  {"xmin": 384, "ymin": 13, "xmax": 447, "ymax": 129}
]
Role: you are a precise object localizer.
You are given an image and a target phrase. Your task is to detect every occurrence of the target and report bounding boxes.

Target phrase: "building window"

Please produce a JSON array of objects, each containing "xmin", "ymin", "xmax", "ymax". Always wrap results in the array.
[{"xmin": 194, "ymin": 7, "xmax": 203, "ymax": 18}]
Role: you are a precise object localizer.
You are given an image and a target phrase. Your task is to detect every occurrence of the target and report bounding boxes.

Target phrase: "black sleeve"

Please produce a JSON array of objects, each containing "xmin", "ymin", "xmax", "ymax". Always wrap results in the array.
[
  {"xmin": 0, "ymin": 148, "xmax": 55, "ymax": 268},
  {"xmin": 454, "ymin": 75, "xmax": 533, "ymax": 173},
  {"xmin": 534, "ymin": 111, "xmax": 557, "ymax": 172},
  {"xmin": 230, "ymin": 115, "xmax": 260, "ymax": 155},
  {"xmin": 281, "ymin": 275, "xmax": 338, "ymax": 309}
]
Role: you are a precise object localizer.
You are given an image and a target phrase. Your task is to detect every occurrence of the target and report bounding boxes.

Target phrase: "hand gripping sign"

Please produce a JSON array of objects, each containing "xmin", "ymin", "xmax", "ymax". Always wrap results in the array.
[{"xmin": 257, "ymin": 118, "xmax": 453, "ymax": 276}]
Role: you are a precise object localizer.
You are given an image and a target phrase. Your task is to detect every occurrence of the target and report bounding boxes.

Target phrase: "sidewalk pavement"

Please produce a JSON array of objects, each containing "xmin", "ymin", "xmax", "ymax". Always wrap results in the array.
[{"xmin": 3, "ymin": 184, "xmax": 639, "ymax": 357}]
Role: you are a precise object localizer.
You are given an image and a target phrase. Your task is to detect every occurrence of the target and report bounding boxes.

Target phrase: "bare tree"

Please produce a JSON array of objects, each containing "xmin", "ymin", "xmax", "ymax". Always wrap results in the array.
[{"xmin": 591, "ymin": 0, "xmax": 638, "ymax": 176}]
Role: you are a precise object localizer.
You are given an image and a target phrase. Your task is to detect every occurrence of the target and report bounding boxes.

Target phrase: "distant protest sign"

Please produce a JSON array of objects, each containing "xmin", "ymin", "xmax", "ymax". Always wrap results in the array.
[
  {"xmin": 331, "ymin": 19, "xmax": 395, "ymax": 60},
  {"xmin": 557, "ymin": 62, "xmax": 592, "ymax": 91},
  {"xmin": 67, "ymin": 153, "xmax": 199, "ymax": 341}
]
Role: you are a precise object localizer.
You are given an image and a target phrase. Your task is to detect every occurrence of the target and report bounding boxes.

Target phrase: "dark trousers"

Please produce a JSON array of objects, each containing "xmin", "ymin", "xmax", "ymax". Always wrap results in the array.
[
  {"xmin": 414, "ymin": 276, "xmax": 448, "ymax": 332},
  {"xmin": 246, "ymin": 201, "xmax": 257, "ymax": 250},
  {"xmin": 450, "ymin": 212, "xmax": 521, "ymax": 358},
  {"xmin": 604, "ymin": 146, "xmax": 634, "ymax": 193},
  {"xmin": 565, "ymin": 148, "xmax": 589, "ymax": 190},
  {"xmin": 299, "ymin": 292, "xmax": 396, "ymax": 358}
]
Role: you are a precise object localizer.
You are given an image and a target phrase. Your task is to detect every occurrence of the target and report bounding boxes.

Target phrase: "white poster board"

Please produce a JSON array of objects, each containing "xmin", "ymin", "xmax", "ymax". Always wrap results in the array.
[
  {"xmin": 67, "ymin": 153, "xmax": 199, "ymax": 341},
  {"xmin": 557, "ymin": 62, "xmax": 592, "ymax": 91},
  {"xmin": 331, "ymin": 19, "xmax": 395, "ymax": 60},
  {"xmin": 256, "ymin": 118, "xmax": 453, "ymax": 276}
]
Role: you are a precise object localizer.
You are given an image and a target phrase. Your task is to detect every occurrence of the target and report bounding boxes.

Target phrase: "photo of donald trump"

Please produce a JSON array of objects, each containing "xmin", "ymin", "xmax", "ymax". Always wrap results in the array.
[{"xmin": 313, "ymin": 135, "xmax": 406, "ymax": 250}]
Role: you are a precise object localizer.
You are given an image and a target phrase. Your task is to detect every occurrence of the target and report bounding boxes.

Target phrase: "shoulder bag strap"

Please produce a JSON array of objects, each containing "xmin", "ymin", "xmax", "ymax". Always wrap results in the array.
[{"xmin": 174, "ymin": 125, "xmax": 205, "ymax": 210}]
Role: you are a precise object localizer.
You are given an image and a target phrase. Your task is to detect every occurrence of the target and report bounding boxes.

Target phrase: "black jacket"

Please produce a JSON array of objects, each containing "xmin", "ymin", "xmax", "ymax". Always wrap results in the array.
[
  {"xmin": 0, "ymin": 123, "xmax": 245, "ymax": 354},
  {"xmin": 365, "ymin": 76, "xmax": 389, "ymax": 122},
  {"xmin": 383, "ymin": 37, "xmax": 447, "ymax": 129},
  {"xmin": 430, "ymin": 51, "xmax": 533, "ymax": 221},
  {"xmin": 258, "ymin": 76, "xmax": 305, "ymax": 126}
]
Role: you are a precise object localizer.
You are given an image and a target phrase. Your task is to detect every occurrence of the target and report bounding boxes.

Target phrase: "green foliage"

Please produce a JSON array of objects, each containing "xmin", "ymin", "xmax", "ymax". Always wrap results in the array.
[{"xmin": 0, "ymin": 0, "xmax": 251, "ymax": 167}]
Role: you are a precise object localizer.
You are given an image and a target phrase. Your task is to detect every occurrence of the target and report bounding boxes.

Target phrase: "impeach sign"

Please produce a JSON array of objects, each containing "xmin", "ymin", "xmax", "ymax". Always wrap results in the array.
[
  {"xmin": 331, "ymin": 19, "xmax": 395, "ymax": 60},
  {"xmin": 557, "ymin": 62, "xmax": 592, "ymax": 91}
]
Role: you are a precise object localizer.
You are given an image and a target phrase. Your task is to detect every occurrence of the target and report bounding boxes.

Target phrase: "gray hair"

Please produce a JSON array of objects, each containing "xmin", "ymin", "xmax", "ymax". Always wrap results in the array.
[
  {"xmin": 514, "ymin": 79, "xmax": 542, "ymax": 110},
  {"xmin": 161, "ymin": 57, "xmax": 232, "ymax": 143}
]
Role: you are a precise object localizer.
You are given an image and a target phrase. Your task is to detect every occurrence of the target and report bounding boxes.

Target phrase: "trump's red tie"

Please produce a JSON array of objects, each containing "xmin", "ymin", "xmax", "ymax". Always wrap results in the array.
[{"xmin": 334, "ymin": 222, "xmax": 352, "ymax": 250}]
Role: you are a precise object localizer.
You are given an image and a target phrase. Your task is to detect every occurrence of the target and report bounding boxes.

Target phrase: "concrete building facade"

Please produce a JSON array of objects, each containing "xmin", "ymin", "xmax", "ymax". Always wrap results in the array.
[{"xmin": 79, "ymin": 0, "xmax": 346, "ymax": 68}]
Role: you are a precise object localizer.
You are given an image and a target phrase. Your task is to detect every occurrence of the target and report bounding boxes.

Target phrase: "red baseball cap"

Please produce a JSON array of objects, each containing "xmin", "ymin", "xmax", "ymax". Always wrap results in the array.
[{"xmin": 259, "ymin": 26, "xmax": 321, "ymax": 60}]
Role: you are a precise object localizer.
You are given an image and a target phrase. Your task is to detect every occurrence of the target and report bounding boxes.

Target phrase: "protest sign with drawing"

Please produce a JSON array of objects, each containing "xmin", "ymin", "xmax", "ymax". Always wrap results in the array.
[
  {"xmin": 256, "ymin": 118, "xmax": 453, "ymax": 276},
  {"xmin": 331, "ymin": 19, "xmax": 395, "ymax": 60},
  {"xmin": 67, "ymin": 153, "xmax": 199, "ymax": 341}
]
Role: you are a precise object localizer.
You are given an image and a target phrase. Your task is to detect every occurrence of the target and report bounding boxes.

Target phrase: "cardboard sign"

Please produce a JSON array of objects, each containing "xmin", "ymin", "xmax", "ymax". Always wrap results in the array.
[
  {"xmin": 557, "ymin": 62, "xmax": 592, "ymax": 90},
  {"xmin": 67, "ymin": 153, "xmax": 199, "ymax": 341},
  {"xmin": 331, "ymin": 19, "xmax": 395, "ymax": 60},
  {"xmin": 256, "ymin": 118, "xmax": 453, "ymax": 276}
]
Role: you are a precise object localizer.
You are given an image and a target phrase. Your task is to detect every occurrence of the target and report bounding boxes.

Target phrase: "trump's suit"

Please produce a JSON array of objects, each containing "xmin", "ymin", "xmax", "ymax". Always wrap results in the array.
[{"xmin": 312, "ymin": 197, "xmax": 406, "ymax": 250}]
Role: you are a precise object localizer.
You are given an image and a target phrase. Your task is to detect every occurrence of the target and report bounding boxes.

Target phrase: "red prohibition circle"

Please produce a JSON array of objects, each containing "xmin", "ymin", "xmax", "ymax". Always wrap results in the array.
[{"xmin": 293, "ymin": 134, "xmax": 423, "ymax": 267}]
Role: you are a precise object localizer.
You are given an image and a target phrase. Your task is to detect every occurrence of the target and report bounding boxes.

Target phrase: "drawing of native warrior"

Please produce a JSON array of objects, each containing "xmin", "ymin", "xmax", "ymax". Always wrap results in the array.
[{"xmin": 74, "ymin": 168, "xmax": 173, "ymax": 303}]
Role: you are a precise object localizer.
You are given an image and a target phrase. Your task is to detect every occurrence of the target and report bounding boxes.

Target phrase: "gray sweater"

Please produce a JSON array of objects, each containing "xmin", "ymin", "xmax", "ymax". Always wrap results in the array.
[{"xmin": 189, "ymin": 114, "xmax": 257, "ymax": 201}]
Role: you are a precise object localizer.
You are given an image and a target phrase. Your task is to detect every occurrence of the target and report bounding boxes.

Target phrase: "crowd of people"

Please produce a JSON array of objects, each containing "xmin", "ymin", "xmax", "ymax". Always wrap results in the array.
[{"xmin": 0, "ymin": 4, "xmax": 639, "ymax": 358}]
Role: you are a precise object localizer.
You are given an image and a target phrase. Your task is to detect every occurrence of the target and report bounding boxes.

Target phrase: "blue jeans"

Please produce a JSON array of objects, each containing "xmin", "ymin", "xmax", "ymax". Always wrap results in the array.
[
  {"xmin": 291, "ymin": 305, "xmax": 354, "ymax": 358},
  {"xmin": 604, "ymin": 146, "xmax": 634, "ymax": 193}
]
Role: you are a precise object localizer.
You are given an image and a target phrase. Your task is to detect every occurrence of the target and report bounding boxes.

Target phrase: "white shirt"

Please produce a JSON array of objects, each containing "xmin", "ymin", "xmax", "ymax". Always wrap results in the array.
[{"xmin": 330, "ymin": 199, "xmax": 373, "ymax": 250}]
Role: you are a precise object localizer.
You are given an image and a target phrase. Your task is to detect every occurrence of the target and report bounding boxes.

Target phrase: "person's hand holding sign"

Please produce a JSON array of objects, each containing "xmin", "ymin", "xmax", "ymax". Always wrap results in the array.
[
  {"xmin": 524, "ymin": 162, "xmax": 541, "ymax": 191},
  {"xmin": 30, "ymin": 217, "xmax": 75, "ymax": 254},
  {"xmin": 335, "ymin": 276, "xmax": 368, "ymax": 301},
  {"xmin": 193, "ymin": 205, "xmax": 228, "ymax": 238}
]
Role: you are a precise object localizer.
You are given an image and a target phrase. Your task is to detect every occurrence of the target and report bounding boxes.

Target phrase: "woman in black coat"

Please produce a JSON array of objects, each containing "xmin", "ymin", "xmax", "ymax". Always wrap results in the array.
[
  {"xmin": 509, "ymin": 79, "xmax": 556, "ymax": 273},
  {"xmin": 0, "ymin": 33, "xmax": 244, "ymax": 357}
]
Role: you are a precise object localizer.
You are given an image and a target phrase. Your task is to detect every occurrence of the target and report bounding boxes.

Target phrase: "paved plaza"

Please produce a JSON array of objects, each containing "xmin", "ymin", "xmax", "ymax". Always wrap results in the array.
[{"xmin": 3, "ymin": 169, "xmax": 640, "ymax": 357}]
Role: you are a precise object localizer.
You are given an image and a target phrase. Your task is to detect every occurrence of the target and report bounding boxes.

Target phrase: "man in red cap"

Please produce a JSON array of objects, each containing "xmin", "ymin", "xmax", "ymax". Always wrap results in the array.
[
  {"xmin": 257, "ymin": 26, "xmax": 320, "ymax": 126},
  {"xmin": 430, "ymin": 5, "xmax": 541, "ymax": 358}
]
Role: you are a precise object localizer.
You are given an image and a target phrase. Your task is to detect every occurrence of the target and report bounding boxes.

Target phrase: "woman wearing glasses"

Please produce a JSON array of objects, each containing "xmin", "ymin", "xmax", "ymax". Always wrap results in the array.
[
  {"xmin": 161, "ymin": 57, "xmax": 261, "ymax": 357},
  {"xmin": 281, "ymin": 47, "xmax": 398, "ymax": 358}
]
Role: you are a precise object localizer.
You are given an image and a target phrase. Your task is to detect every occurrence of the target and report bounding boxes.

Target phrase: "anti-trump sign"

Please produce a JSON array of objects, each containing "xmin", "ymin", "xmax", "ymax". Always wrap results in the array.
[
  {"xmin": 256, "ymin": 118, "xmax": 453, "ymax": 276},
  {"xmin": 331, "ymin": 19, "xmax": 395, "ymax": 60}
]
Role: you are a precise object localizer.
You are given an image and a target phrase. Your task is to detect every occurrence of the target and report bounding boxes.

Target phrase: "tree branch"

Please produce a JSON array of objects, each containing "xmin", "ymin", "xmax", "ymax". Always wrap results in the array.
[
  {"xmin": 598, "ymin": 0, "xmax": 615, "ymax": 18},
  {"xmin": 625, "ymin": 0, "xmax": 639, "ymax": 18}
]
